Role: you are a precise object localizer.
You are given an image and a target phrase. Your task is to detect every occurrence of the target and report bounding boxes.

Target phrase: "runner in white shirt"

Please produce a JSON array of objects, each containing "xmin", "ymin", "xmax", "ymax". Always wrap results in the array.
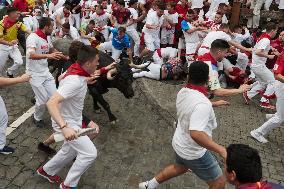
[
  {"xmin": 23, "ymin": 8, "xmax": 42, "ymax": 32},
  {"xmin": 26, "ymin": 17, "xmax": 65, "ymax": 128},
  {"xmin": 126, "ymin": 0, "xmax": 141, "ymax": 57},
  {"xmin": 90, "ymin": 5, "xmax": 110, "ymax": 41},
  {"xmin": 51, "ymin": 5, "xmax": 73, "ymax": 30},
  {"xmin": 197, "ymin": 24, "xmax": 251, "ymax": 56},
  {"xmin": 36, "ymin": 45, "xmax": 100, "ymax": 189},
  {"xmin": 205, "ymin": 0, "xmax": 229, "ymax": 20},
  {"xmin": 181, "ymin": 9, "xmax": 206, "ymax": 64},
  {"xmin": 48, "ymin": 0, "xmax": 66, "ymax": 15},
  {"xmin": 243, "ymin": 23, "xmax": 279, "ymax": 109},
  {"xmin": 139, "ymin": 61, "xmax": 226, "ymax": 189},
  {"xmin": 58, "ymin": 22, "xmax": 80, "ymax": 40},
  {"xmin": 140, "ymin": 3, "xmax": 164, "ymax": 59},
  {"xmin": 160, "ymin": 2, "xmax": 178, "ymax": 47}
]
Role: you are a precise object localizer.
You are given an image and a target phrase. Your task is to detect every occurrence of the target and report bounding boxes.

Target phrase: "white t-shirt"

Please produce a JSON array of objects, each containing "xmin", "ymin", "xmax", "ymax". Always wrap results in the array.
[
  {"xmin": 162, "ymin": 10, "xmax": 178, "ymax": 33},
  {"xmin": 143, "ymin": 11, "xmax": 164, "ymax": 37},
  {"xmin": 23, "ymin": 16, "xmax": 39, "ymax": 32},
  {"xmin": 90, "ymin": 12, "xmax": 110, "ymax": 28},
  {"xmin": 49, "ymin": 0, "xmax": 66, "ymax": 15},
  {"xmin": 252, "ymin": 38, "xmax": 271, "ymax": 66},
  {"xmin": 127, "ymin": 7, "xmax": 138, "ymax": 31},
  {"xmin": 53, "ymin": 75, "xmax": 88, "ymax": 130},
  {"xmin": 201, "ymin": 31, "xmax": 231, "ymax": 49},
  {"xmin": 172, "ymin": 88, "xmax": 217, "ymax": 160},
  {"xmin": 205, "ymin": 0, "xmax": 229, "ymax": 19},
  {"xmin": 26, "ymin": 33, "xmax": 52, "ymax": 76}
]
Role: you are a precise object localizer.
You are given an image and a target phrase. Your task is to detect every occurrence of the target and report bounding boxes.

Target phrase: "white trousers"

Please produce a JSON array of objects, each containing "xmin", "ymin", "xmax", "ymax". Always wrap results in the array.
[
  {"xmin": 247, "ymin": 0, "xmax": 264, "ymax": 28},
  {"xmin": 43, "ymin": 135, "xmax": 97, "ymax": 187},
  {"xmin": 72, "ymin": 13, "xmax": 81, "ymax": 29},
  {"xmin": 0, "ymin": 45, "xmax": 23, "ymax": 76},
  {"xmin": 247, "ymin": 64, "xmax": 276, "ymax": 103},
  {"xmin": 98, "ymin": 41, "xmax": 122, "ymax": 61},
  {"xmin": 101, "ymin": 28, "xmax": 109, "ymax": 42},
  {"xmin": 255, "ymin": 81, "xmax": 284, "ymax": 135},
  {"xmin": 144, "ymin": 33, "xmax": 160, "ymax": 51},
  {"xmin": 30, "ymin": 74, "xmax": 56, "ymax": 121},
  {"xmin": 132, "ymin": 63, "xmax": 161, "ymax": 80},
  {"xmin": 0, "ymin": 96, "xmax": 8, "ymax": 149},
  {"xmin": 186, "ymin": 42, "xmax": 199, "ymax": 64},
  {"xmin": 126, "ymin": 29, "xmax": 140, "ymax": 57}
]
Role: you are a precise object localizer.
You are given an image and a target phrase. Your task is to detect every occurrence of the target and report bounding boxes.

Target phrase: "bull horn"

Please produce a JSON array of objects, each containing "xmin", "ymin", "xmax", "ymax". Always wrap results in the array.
[
  {"xmin": 106, "ymin": 68, "xmax": 117, "ymax": 80},
  {"xmin": 129, "ymin": 62, "xmax": 150, "ymax": 69}
]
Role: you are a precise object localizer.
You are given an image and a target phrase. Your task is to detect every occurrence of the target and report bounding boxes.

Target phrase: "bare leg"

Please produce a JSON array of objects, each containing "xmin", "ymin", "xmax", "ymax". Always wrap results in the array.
[
  {"xmin": 207, "ymin": 175, "xmax": 226, "ymax": 189},
  {"xmin": 155, "ymin": 164, "xmax": 189, "ymax": 183}
]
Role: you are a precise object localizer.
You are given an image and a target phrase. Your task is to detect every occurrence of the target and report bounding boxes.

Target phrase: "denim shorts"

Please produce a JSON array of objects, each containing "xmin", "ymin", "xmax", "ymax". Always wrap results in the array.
[{"xmin": 175, "ymin": 151, "xmax": 223, "ymax": 182}]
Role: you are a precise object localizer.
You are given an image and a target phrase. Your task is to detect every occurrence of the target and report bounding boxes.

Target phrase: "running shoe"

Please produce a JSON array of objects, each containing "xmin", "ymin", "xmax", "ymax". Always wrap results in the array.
[
  {"xmin": 139, "ymin": 181, "xmax": 152, "ymax": 189},
  {"xmin": 260, "ymin": 102, "xmax": 275, "ymax": 110},
  {"xmin": 60, "ymin": 182, "xmax": 78, "ymax": 189},
  {"xmin": 0, "ymin": 146, "xmax": 15, "ymax": 155},
  {"xmin": 36, "ymin": 166, "xmax": 62, "ymax": 183},
  {"xmin": 250, "ymin": 130, "xmax": 268, "ymax": 143}
]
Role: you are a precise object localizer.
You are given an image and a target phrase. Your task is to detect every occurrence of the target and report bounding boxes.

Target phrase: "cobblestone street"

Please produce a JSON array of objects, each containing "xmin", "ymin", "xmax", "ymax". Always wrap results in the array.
[{"xmin": 0, "ymin": 76, "xmax": 283, "ymax": 189}]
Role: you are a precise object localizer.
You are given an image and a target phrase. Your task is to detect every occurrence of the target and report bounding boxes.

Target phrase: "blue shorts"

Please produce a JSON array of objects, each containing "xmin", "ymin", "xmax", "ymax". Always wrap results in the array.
[{"xmin": 175, "ymin": 151, "xmax": 223, "ymax": 182}]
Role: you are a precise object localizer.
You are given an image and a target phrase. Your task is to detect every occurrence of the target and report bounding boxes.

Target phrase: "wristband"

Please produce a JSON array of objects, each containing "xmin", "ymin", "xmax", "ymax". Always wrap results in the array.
[{"xmin": 60, "ymin": 123, "xmax": 67, "ymax": 129}]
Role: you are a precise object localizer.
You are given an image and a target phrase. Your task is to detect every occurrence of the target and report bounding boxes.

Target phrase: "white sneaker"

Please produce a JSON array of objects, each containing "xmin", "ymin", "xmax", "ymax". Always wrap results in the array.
[
  {"xmin": 265, "ymin": 114, "xmax": 275, "ymax": 120},
  {"xmin": 250, "ymin": 130, "xmax": 268, "ymax": 143},
  {"xmin": 139, "ymin": 181, "xmax": 151, "ymax": 189}
]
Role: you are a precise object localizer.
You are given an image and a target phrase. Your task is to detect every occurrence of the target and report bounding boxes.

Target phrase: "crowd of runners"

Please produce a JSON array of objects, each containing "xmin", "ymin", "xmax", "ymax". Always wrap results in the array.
[{"xmin": 0, "ymin": 0, "xmax": 284, "ymax": 188}]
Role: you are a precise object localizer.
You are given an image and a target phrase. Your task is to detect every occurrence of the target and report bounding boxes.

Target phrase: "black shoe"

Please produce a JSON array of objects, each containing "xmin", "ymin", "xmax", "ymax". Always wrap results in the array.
[
  {"xmin": 0, "ymin": 146, "xmax": 15, "ymax": 155},
  {"xmin": 37, "ymin": 142, "xmax": 56, "ymax": 155},
  {"xmin": 33, "ymin": 118, "xmax": 45, "ymax": 128},
  {"xmin": 6, "ymin": 72, "xmax": 14, "ymax": 78}
]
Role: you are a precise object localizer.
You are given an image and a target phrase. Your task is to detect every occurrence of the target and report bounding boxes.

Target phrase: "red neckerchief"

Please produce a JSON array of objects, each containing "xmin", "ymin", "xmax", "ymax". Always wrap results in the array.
[
  {"xmin": 64, "ymin": 12, "xmax": 70, "ymax": 18},
  {"xmin": 237, "ymin": 181, "xmax": 267, "ymax": 189},
  {"xmin": 198, "ymin": 52, "xmax": 218, "ymax": 67},
  {"xmin": 63, "ymin": 62, "xmax": 90, "ymax": 79},
  {"xmin": 97, "ymin": 10, "xmax": 106, "ymax": 16},
  {"xmin": 2, "ymin": 16, "xmax": 17, "ymax": 29},
  {"xmin": 185, "ymin": 83, "xmax": 208, "ymax": 97},
  {"xmin": 156, "ymin": 49, "xmax": 162, "ymax": 57},
  {"xmin": 35, "ymin": 29, "xmax": 47, "ymax": 41},
  {"xmin": 256, "ymin": 32, "xmax": 271, "ymax": 43}
]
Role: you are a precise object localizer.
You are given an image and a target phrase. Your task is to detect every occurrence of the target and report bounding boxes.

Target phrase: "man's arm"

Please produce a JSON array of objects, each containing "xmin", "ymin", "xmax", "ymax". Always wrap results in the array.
[
  {"xmin": 46, "ymin": 92, "xmax": 77, "ymax": 141},
  {"xmin": 28, "ymin": 47, "xmax": 64, "ymax": 60},
  {"xmin": 275, "ymin": 73, "xmax": 284, "ymax": 83},
  {"xmin": 188, "ymin": 103, "xmax": 227, "ymax": 159},
  {"xmin": 213, "ymin": 84, "xmax": 251, "ymax": 96},
  {"xmin": 190, "ymin": 131, "xmax": 227, "ymax": 158},
  {"xmin": 0, "ymin": 74, "xmax": 31, "ymax": 87},
  {"xmin": 255, "ymin": 49, "xmax": 275, "ymax": 59},
  {"xmin": 229, "ymin": 40, "xmax": 252, "ymax": 53},
  {"xmin": 0, "ymin": 38, "xmax": 14, "ymax": 46}
]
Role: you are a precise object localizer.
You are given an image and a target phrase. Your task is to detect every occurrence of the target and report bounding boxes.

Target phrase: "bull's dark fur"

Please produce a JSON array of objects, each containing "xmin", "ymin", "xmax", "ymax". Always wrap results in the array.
[
  {"xmin": 52, "ymin": 39, "xmax": 134, "ymax": 123},
  {"xmin": 89, "ymin": 51, "xmax": 134, "ymax": 123}
]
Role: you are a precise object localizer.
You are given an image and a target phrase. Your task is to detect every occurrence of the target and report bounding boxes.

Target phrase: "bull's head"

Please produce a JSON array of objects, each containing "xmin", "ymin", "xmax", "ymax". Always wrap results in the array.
[{"xmin": 106, "ymin": 59, "xmax": 135, "ymax": 99}]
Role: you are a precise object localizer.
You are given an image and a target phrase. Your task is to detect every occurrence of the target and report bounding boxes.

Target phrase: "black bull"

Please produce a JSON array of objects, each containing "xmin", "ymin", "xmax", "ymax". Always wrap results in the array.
[{"xmin": 51, "ymin": 39, "xmax": 135, "ymax": 124}]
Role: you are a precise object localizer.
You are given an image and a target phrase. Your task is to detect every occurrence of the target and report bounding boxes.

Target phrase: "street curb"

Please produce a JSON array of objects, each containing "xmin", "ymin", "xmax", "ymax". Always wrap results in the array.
[{"xmin": 135, "ymin": 78, "xmax": 176, "ymax": 127}]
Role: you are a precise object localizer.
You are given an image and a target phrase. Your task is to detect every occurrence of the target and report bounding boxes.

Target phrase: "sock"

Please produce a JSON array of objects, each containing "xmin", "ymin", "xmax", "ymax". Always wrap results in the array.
[{"xmin": 148, "ymin": 178, "xmax": 159, "ymax": 189}]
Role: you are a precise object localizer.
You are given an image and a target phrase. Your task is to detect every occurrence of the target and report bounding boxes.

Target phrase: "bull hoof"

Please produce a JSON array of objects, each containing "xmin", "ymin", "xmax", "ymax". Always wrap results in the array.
[{"xmin": 110, "ymin": 119, "xmax": 119, "ymax": 125}]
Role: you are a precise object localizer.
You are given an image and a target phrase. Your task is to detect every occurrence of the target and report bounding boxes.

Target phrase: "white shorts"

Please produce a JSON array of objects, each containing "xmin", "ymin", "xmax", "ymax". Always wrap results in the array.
[{"xmin": 144, "ymin": 34, "xmax": 160, "ymax": 51}]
